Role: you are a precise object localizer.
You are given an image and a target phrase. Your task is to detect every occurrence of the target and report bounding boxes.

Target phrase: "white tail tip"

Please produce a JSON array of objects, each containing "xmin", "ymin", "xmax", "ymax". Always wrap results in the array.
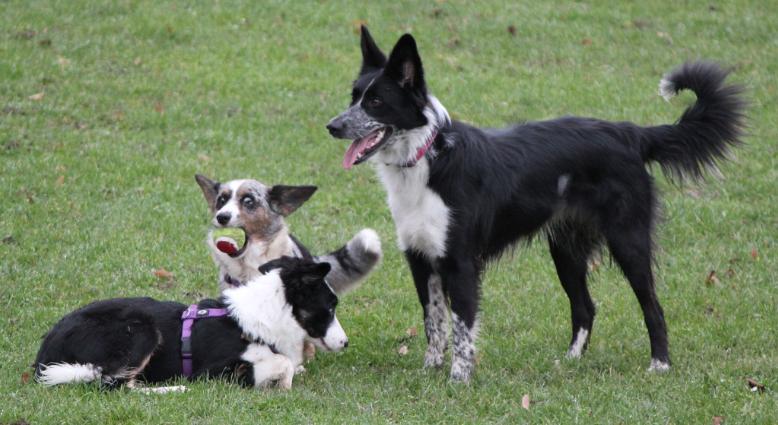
[
  {"xmin": 658, "ymin": 78, "xmax": 676, "ymax": 102},
  {"xmin": 36, "ymin": 363, "xmax": 101, "ymax": 386}
]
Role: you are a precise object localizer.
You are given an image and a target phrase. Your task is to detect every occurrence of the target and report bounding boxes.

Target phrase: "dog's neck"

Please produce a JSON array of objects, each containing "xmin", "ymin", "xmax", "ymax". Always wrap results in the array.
[
  {"xmin": 212, "ymin": 225, "xmax": 296, "ymax": 290},
  {"xmin": 222, "ymin": 271, "xmax": 307, "ymax": 366},
  {"xmin": 372, "ymin": 95, "xmax": 451, "ymax": 168}
]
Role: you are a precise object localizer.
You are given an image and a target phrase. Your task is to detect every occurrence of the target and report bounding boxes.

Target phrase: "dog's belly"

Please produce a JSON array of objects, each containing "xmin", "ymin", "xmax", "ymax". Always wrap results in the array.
[{"xmin": 387, "ymin": 184, "xmax": 450, "ymax": 260}]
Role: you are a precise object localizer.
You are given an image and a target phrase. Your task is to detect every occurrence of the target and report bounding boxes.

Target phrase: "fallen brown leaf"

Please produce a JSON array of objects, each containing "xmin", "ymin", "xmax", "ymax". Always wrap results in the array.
[
  {"xmin": 28, "ymin": 92, "xmax": 45, "ymax": 101},
  {"xmin": 406, "ymin": 327, "xmax": 418, "ymax": 337},
  {"xmin": 55, "ymin": 175, "xmax": 65, "ymax": 186},
  {"xmin": 746, "ymin": 378, "xmax": 765, "ymax": 393},
  {"xmin": 133, "ymin": 57, "xmax": 142, "ymax": 66},
  {"xmin": 507, "ymin": 25, "xmax": 517, "ymax": 36},
  {"xmin": 521, "ymin": 394, "xmax": 530, "ymax": 410},
  {"xmin": 153, "ymin": 268, "xmax": 174, "ymax": 280},
  {"xmin": 21, "ymin": 371, "xmax": 30, "ymax": 384},
  {"xmin": 581, "ymin": 38, "xmax": 592, "ymax": 46},
  {"xmin": 704, "ymin": 270, "xmax": 719, "ymax": 286},
  {"xmin": 154, "ymin": 101, "xmax": 164, "ymax": 114},
  {"xmin": 750, "ymin": 248, "xmax": 758, "ymax": 260},
  {"xmin": 656, "ymin": 31, "xmax": 673, "ymax": 44},
  {"xmin": 197, "ymin": 153, "xmax": 211, "ymax": 163},
  {"xmin": 397, "ymin": 345, "xmax": 409, "ymax": 356},
  {"xmin": 712, "ymin": 416, "xmax": 724, "ymax": 425}
]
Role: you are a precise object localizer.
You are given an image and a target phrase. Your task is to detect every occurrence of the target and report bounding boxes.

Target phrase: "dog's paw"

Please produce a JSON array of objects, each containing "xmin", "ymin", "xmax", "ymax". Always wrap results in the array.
[
  {"xmin": 303, "ymin": 341, "xmax": 316, "ymax": 362},
  {"xmin": 295, "ymin": 365, "xmax": 306, "ymax": 375},
  {"xmin": 423, "ymin": 348, "xmax": 444, "ymax": 369},
  {"xmin": 648, "ymin": 358, "xmax": 671, "ymax": 373},
  {"xmin": 449, "ymin": 362, "xmax": 473, "ymax": 383}
]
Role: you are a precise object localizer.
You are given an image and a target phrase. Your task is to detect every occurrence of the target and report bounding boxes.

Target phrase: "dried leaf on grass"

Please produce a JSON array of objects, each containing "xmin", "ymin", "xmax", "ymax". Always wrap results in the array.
[
  {"xmin": 705, "ymin": 270, "xmax": 720, "ymax": 286},
  {"xmin": 397, "ymin": 345, "xmax": 409, "ymax": 356},
  {"xmin": 521, "ymin": 394, "xmax": 530, "ymax": 410},
  {"xmin": 153, "ymin": 268, "xmax": 174, "ymax": 280},
  {"xmin": 28, "ymin": 92, "xmax": 45, "ymax": 101},
  {"xmin": 746, "ymin": 378, "xmax": 765, "ymax": 393},
  {"xmin": 712, "ymin": 416, "xmax": 724, "ymax": 425}
]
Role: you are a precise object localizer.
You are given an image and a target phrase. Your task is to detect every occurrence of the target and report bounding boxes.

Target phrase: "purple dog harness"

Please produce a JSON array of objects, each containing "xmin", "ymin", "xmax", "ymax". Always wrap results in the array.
[{"xmin": 180, "ymin": 304, "xmax": 229, "ymax": 378}]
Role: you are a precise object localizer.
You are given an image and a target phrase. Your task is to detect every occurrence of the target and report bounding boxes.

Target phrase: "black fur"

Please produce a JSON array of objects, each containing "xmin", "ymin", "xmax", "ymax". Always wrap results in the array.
[
  {"xmin": 330, "ymin": 28, "xmax": 746, "ymax": 378},
  {"xmin": 35, "ymin": 257, "xmax": 337, "ymax": 388}
]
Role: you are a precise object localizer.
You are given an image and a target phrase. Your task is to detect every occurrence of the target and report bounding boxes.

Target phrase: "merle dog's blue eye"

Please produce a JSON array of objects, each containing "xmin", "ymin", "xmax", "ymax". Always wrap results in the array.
[{"xmin": 241, "ymin": 196, "xmax": 255, "ymax": 207}]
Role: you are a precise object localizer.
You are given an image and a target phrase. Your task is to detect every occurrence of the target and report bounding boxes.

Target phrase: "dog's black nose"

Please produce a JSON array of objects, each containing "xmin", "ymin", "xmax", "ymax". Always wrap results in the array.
[
  {"xmin": 216, "ymin": 213, "xmax": 231, "ymax": 225},
  {"xmin": 343, "ymin": 340, "xmax": 349, "ymax": 349},
  {"xmin": 326, "ymin": 121, "xmax": 342, "ymax": 137}
]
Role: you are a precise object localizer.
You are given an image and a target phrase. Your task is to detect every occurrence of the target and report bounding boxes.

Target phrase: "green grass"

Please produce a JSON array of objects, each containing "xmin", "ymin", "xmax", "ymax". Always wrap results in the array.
[{"xmin": 1, "ymin": 1, "xmax": 776, "ymax": 423}]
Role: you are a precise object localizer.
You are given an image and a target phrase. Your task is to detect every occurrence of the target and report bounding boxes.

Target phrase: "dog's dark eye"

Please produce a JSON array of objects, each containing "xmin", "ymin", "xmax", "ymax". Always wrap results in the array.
[
  {"xmin": 241, "ymin": 196, "xmax": 255, "ymax": 208},
  {"xmin": 366, "ymin": 97, "xmax": 383, "ymax": 108},
  {"xmin": 216, "ymin": 195, "xmax": 228, "ymax": 209}
]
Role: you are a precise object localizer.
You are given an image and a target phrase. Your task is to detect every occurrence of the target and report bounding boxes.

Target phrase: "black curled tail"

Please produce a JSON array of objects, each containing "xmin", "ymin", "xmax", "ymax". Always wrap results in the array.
[{"xmin": 640, "ymin": 61, "xmax": 746, "ymax": 181}]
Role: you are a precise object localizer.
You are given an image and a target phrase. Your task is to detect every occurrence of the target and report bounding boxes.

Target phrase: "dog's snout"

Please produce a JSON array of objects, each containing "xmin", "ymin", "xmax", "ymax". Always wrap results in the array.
[
  {"xmin": 326, "ymin": 121, "xmax": 342, "ymax": 137},
  {"xmin": 343, "ymin": 340, "xmax": 349, "ymax": 349},
  {"xmin": 216, "ymin": 213, "xmax": 231, "ymax": 225},
  {"xmin": 326, "ymin": 115, "xmax": 346, "ymax": 138}
]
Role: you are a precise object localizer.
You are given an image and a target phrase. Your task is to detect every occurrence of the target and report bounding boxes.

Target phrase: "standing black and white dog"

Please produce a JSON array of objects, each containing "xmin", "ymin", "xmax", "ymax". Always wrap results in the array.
[
  {"xmin": 195, "ymin": 175, "xmax": 381, "ymax": 294},
  {"xmin": 35, "ymin": 257, "xmax": 348, "ymax": 390},
  {"xmin": 327, "ymin": 27, "xmax": 745, "ymax": 382}
]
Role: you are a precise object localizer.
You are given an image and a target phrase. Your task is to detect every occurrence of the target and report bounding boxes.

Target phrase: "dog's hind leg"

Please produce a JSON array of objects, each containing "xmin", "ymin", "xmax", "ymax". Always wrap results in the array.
[
  {"xmin": 406, "ymin": 250, "xmax": 448, "ymax": 369},
  {"xmin": 606, "ymin": 224, "xmax": 670, "ymax": 372},
  {"xmin": 547, "ymin": 227, "xmax": 599, "ymax": 358},
  {"xmin": 440, "ymin": 256, "xmax": 481, "ymax": 383}
]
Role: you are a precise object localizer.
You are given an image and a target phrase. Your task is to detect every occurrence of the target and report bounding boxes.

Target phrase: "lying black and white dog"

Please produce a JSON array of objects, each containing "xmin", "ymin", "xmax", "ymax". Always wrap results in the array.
[
  {"xmin": 327, "ymin": 27, "xmax": 745, "ymax": 382},
  {"xmin": 195, "ymin": 175, "xmax": 381, "ymax": 295},
  {"xmin": 34, "ymin": 257, "xmax": 347, "ymax": 390}
]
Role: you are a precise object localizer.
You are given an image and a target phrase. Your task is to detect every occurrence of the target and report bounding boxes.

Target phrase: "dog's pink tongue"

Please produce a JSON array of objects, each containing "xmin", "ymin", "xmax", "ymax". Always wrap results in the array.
[
  {"xmin": 216, "ymin": 240, "xmax": 238, "ymax": 256},
  {"xmin": 343, "ymin": 138, "xmax": 371, "ymax": 170}
]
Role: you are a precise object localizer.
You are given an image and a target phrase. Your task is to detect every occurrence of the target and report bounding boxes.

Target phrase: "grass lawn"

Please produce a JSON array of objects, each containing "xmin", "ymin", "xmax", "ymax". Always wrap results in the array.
[{"xmin": 1, "ymin": 1, "xmax": 776, "ymax": 423}]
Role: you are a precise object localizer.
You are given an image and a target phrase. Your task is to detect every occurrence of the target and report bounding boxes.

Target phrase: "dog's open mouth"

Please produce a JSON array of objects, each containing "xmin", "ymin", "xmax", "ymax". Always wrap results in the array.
[
  {"xmin": 342, "ymin": 127, "xmax": 393, "ymax": 170},
  {"xmin": 212, "ymin": 227, "xmax": 248, "ymax": 257}
]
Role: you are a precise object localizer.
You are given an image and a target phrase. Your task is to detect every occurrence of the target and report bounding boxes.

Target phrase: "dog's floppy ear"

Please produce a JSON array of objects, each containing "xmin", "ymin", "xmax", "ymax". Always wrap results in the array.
[
  {"xmin": 195, "ymin": 174, "xmax": 220, "ymax": 208},
  {"xmin": 384, "ymin": 33, "xmax": 426, "ymax": 96},
  {"xmin": 360, "ymin": 25, "xmax": 386, "ymax": 74},
  {"xmin": 268, "ymin": 185, "xmax": 317, "ymax": 216}
]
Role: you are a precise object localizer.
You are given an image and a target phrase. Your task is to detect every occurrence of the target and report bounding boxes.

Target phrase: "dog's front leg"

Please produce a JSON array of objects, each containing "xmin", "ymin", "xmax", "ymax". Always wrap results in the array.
[
  {"xmin": 439, "ymin": 257, "xmax": 481, "ymax": 383},
  {"xmin": 242, "ymin": 343, "xmax": 295, "ymax": 390},
  {"xmin": 406, "ymin": 250, "xmax": 448, "ymax": 369},
  {"xmin": 252, "ymin": 354, "xmax": 295, "ymax": 390}
]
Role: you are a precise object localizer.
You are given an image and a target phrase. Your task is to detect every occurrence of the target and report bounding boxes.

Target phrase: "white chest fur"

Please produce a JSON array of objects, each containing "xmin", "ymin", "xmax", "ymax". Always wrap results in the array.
[{"xmin": 377, "ymin": 160, "xmax": 450, "ymax": 260}]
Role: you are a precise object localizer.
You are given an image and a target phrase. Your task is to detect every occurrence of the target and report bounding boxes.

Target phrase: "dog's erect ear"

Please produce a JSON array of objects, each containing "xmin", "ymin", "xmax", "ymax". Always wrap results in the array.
[
  {"xmin": 384, "ymin": 34, "xmax": 426, "ymax": 94},
  {"xmin": 302, "ymin": 262, "xmax": 331, "ymax": 285},
  {"xmin": 360, "ymin": 25, "xmax": 386, "ymax": 74},
  {"xmin": 268, "ymin": 185, "xmax": 317, "ymax": 216},
  {"xmin": 258, "ymin": 257, "xmax": 290, "ymax": 275},
  {"xmin": 195, "ymin": 174, "xmax": 220, "ymax": 207}
]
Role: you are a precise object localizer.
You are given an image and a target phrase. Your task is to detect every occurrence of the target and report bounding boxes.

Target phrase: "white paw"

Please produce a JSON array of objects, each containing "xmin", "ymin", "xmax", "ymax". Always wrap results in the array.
[
  {"xmin": 648, "ymin": 358, "xmax": 671, "ymax": 372},
  {"xmin": 295, "ymin": 365, "xmax": 306, "ymax": 375}
]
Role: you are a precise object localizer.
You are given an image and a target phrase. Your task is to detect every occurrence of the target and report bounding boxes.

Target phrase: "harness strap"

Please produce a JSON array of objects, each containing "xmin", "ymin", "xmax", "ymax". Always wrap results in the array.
[
  {"xmin": 397, "ymin": 129, "xmax": 438, "ymax": 168},
  {"xmin": 180, "ymin": 305, "xmax": 228, "ymax": 378}
]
